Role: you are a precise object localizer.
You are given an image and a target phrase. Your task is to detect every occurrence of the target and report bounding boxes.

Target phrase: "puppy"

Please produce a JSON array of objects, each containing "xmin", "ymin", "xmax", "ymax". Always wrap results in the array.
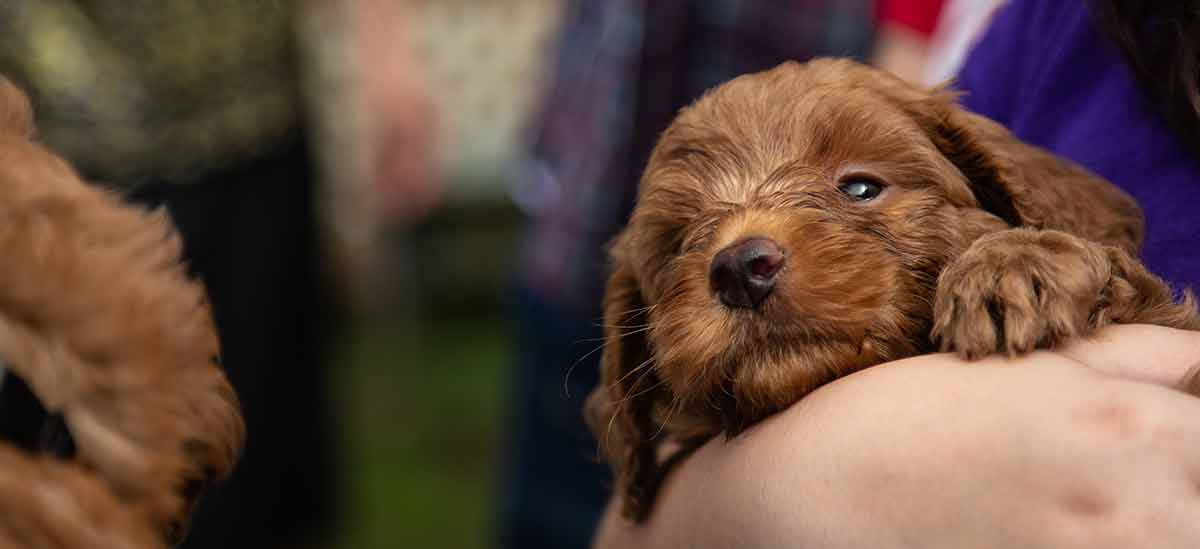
[
  {"xmin": 0, "ymin": 78, "xmax": 244, "ymax": 546},
  {"xmin": 585, "ymin": 59, "xmax": 1200, "ymax": 522}
]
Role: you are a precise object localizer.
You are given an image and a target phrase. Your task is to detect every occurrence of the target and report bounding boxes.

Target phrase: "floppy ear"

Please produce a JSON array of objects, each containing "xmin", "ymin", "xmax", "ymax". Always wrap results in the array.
[
  {"xmin": 583, "ymin": 238, "xmax": 667, "ymax": 522},
  {"xmin": 913, "ymin": 86, "xmax": 1145, "ymax": 255}
]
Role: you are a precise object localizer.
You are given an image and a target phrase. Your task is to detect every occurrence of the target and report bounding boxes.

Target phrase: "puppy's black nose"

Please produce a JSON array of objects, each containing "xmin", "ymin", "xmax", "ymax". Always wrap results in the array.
[{"xmin": 709, "ymin": 238, "xmax": 784, "ymax": 309}]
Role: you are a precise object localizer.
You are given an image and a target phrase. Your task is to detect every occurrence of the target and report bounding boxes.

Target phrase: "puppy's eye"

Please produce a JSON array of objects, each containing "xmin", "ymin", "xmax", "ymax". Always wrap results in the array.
[{"xmin": 838, "ymin": 179, "xmax": 884, "ymax": 201}]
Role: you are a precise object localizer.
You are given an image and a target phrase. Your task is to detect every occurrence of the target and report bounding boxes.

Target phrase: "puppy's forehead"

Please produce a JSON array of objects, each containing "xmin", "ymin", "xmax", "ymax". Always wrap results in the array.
[{"xmin": 648, "ymin": 61, "xmax": 933, "ymax": 197}]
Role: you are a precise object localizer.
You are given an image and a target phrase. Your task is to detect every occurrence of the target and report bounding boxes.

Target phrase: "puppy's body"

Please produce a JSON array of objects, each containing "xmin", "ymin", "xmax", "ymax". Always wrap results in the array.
[
  {"xmin": 0, "ymin": 78, "xmax": 243, "ymax": 546},
  {"xmin": 586, "ymin": 59, "xmax": 1200, "ymax": 521}
]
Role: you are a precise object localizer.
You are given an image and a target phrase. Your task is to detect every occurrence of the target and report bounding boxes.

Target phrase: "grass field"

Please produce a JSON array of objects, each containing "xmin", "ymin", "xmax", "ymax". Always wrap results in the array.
[
  {"xmin": 332, "ymin": 203, "xmax": 521, "ymax": 549},
  {"xmin": 334, "ymin": 314, "xmax": 511, "ymax": 549}
]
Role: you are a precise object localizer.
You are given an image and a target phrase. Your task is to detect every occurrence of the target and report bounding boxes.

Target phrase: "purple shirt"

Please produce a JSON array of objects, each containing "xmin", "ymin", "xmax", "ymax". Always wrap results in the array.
[{"xmin": 956, "ymin": 0, "xmax": 1200, "ymax": 292}]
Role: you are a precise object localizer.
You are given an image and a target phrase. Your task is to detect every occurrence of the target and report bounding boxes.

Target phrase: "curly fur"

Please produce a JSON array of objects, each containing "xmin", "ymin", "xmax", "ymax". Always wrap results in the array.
[
  {"xmin": 0, "ymin": 77, "xmax": 243, "ymax": 545},
  {"xmin": 585, "ymin": 59, "xmax": 1200, "ymax": 522}
]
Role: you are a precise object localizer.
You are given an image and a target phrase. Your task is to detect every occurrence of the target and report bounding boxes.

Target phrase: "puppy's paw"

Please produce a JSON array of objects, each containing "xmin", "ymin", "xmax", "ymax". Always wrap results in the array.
[{"xmin": 932, "ymin": 229, "xmax": 1115, "ymax": 360}]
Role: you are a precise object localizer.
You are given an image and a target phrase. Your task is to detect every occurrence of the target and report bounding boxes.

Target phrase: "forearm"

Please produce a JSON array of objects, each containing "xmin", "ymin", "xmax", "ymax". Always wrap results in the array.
[{"xmin": 593, "ymin": 330, "xmax": 1200, "ymax": 548}]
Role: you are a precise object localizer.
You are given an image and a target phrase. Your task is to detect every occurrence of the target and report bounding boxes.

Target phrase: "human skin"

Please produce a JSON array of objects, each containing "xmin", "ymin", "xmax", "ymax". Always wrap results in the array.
[{"xmin": 592, "ymin": 324, "xmax": 1200, "ymax": 549}]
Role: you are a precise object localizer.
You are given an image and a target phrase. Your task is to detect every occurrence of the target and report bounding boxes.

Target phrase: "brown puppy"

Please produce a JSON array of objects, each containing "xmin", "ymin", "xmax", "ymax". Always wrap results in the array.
[
  {"xmin": 586, "ymin": 59, "xmax": 1200, "ymax": 522},
  {"xmin": 0, "ymin": 78, "xmax": 243, "ymax": 546}
]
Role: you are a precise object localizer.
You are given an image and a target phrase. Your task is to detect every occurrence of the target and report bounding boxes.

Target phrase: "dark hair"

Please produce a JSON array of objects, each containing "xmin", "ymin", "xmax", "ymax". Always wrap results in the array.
[{"xmin": 1092, "ymin": 1, "xmax": 1200, "ymax": 151}]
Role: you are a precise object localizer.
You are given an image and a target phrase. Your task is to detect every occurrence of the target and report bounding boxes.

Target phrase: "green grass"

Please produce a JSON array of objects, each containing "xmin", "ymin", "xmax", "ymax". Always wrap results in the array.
[{"xmin": 334, "ymin": 314, "xmax": 511, "ymax": 549}]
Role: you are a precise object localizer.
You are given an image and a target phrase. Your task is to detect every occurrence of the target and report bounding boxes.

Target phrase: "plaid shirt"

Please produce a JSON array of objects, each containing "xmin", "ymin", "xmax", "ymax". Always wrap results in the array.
[{"xmin": 514, "ymin": 0, "xmax": 876, "ymax": 312}]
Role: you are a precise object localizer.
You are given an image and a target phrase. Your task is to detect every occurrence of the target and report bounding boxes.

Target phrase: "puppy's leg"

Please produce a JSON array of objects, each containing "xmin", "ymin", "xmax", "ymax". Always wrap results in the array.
[{"xmin": 931, "ymin": 228, "xmax": 1200, "ymax": 360}]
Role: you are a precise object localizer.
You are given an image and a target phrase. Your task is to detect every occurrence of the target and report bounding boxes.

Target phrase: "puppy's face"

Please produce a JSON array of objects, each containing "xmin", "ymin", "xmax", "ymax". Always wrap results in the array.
[{"xmin": 610, "ymin": 60, "xmax": 1003, "ymax": 434}]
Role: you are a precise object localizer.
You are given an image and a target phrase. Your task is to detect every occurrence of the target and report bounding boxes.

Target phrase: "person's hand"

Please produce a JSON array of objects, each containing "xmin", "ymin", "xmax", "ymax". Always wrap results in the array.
[
  {"xmin": 593, "ymin": 324, "xmax": 1200, "ymax": 549},
  {"xmin": 1056, "ymin": 324, "xmax": 1200, "ymax": 387}
]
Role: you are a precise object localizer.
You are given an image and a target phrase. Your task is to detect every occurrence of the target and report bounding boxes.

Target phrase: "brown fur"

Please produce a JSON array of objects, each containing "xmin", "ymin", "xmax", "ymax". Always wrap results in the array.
[
  {"xmin": 0, "ymin": 446, "xmax": 162, "ymax": 548},
  {"xmin": 0, "ymin": 78, "xmax": 244, "ymax": 545},
  {"xmin": 585, "ymin": 59, "xmax": 1200, "ymax": 521}
]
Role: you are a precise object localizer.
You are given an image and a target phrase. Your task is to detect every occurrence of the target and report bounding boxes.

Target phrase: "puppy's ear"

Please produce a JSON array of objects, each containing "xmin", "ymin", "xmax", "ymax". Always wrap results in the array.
[
  {"xmin": 583, "ymin": 238, "xmax": 665, "ymax": 522},
  {"xmin": 910, "ymin": 86, "xmax": 1144, "ymax": 254},
  {"xmin": 0, "ymin": 77, "xmax": 34, "ymax": 138}
]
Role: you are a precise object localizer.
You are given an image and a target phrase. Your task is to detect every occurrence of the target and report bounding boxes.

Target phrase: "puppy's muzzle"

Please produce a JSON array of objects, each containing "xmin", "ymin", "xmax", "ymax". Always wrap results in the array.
[{"xmin": 709, "ymin": 237, "xmax": 785, "ymax": 309}]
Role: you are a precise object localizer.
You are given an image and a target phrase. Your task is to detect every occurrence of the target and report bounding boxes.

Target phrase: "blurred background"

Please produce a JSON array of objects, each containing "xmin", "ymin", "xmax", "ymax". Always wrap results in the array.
[{"xmin": 0, "ymin": 0, "xmax": 1001, "ymax": 547}]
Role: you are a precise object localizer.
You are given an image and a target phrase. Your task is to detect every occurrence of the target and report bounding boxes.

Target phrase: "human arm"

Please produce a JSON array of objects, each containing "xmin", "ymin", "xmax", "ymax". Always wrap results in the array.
[{"xmin": 593, "ymin": 324, "xmax": 1200, "ymax": 549}]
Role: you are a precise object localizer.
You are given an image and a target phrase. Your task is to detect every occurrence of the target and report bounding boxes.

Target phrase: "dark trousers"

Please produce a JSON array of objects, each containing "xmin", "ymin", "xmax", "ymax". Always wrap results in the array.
[
  {"xmin": 499, "ymin": 282, "xmax": 611, "ymax": 549},
  {"xmin": 129, "ymin": 138, "xmax": 338, "ymax": 548}
]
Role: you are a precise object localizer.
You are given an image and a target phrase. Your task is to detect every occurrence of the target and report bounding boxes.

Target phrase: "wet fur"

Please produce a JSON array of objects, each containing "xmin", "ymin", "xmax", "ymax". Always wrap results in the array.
[
  {"xmin": 585, "ymin": 59, "xmax": 1200, "ymax": 521},
  {"xmin": 0, "ymin": 78, "xmax": 243, "ymax": 546}
]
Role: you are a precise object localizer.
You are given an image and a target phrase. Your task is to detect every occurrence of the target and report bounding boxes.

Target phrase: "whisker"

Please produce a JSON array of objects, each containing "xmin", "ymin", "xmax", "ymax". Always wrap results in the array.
[
  {"xmin": 578, "ymin": 325, "xmax": 653, "ymax": 343},
  {"xmin": 600, "ymin": 304, "xmax": 658, "ymax": 325},
  {"xmin": 563, "ymin": 341, "xmax": 608, "ymax": 398},
  {"xmin": 651, "ymin": 394, "xmax": 684, "ymax": 441},
  {"xmin": 563, "ymin": 324, "xmax": 655, "ymax": 397},
  {"xmin": 611, "ymin": 355, "xmax": 656, "ymax": 390},
  {"xmin": 603, "ymin": 370, "xmax": 669, "ymax": 449},
  {"xmin": 593, "ymin": 322, "xmax": 652, "ymax": 330},
  {"xmin": 603, "ymin": 402, "xmax": 621, "ymax": 453},
  {"xmin": 614, "ymin": 369, "xmax": 666, "ymax": 405}
]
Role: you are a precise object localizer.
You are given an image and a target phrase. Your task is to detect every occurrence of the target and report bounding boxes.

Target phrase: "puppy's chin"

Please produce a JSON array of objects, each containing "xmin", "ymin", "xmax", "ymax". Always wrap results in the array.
[
  {"xmin": 648, "ymin": 309, "xmax": 891, "ymax": 435},
  {"xmin": 726, "ymin": 338, "xmax": 881, "ymax": 431},
  {"xmin": 653, "ymin": 312, "xmax": 893, "ymax": 434}
]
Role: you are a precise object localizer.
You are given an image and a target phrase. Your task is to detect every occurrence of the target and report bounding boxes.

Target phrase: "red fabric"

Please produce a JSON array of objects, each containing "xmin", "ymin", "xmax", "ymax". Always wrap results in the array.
[{"xmin": 876, "ymin": 0, "xmax": 946, "ymax": 37}]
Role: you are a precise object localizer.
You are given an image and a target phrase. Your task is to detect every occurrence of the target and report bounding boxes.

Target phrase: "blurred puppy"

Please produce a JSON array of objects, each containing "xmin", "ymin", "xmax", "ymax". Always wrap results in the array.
[
  {"xmin": 0, "ymin": 78, "xmax": 243, "ymax": 547},
  {"xmin": 586, "ymin": 59, "xmax": 1200, "ymax": 521}
]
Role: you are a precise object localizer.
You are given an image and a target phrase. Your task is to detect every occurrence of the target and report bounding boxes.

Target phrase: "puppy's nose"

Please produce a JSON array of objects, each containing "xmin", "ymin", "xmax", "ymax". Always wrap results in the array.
[{"xmin": 709, "ymin": 238, "xmax": 785, "ymax": 309}]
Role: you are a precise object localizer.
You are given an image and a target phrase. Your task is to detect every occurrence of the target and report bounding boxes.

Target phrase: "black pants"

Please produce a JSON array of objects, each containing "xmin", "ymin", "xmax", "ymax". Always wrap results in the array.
[
  {"xmin": 499, "ymin": 282, "xmax": 611, "ymax": 548},
  {"xmin": 129, "ymin": 139, "xmax": 338, "ymax": 548}
]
